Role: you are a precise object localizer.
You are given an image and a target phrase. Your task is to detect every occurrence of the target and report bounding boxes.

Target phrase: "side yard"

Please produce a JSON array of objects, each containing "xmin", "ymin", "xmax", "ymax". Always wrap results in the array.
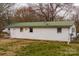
[{"xmin": 0, "ymin": 38, "xmax": 79, "ymax": 56}]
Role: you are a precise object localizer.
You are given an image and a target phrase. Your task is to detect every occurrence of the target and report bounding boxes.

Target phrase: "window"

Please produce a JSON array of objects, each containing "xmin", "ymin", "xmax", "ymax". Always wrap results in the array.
[
  {"xmin": 29, "ymin": 27, "xmax": 33, "ymax": 32},
  {"xmin": 8, "ymin": 28, "xmax": 10, "ymax": 30},
  {"xmin": 72, "ymin": 28, "xmax": 75, "ymax": 32},
  {"xmin": 57, "ymin": 28, "xmax": 62, "ymax": 33},
  {"xmin": 20, "ymin": 27, "xmax": 23, "ymax": 32}
]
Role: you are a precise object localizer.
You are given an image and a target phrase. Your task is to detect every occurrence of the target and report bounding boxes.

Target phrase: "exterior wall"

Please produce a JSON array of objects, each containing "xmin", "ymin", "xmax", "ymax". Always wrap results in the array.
[
  {"xmin": 2, "ymin": 28, "xmax": 10, "ymax": 33},
  {"xmin": 69, "ymin": 24, "xmax": 76, "ymax": 38},
  {"xmin": 10, "ymin": 27, "xmax": 70, "ymax": 42}
]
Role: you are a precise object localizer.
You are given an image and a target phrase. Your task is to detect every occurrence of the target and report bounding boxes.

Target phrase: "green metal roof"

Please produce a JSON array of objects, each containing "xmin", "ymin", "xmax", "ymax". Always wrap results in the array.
[{"xmin": 8, "ymin": 21, "xmax": 74, "ymax": 28}]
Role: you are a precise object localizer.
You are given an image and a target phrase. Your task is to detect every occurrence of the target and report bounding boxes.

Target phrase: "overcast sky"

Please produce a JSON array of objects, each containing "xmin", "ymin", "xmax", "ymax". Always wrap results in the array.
[
  {"xmin": 15, "ymin": 3, "xmax": 79, "ymax": 6},
  {"xmin": 74, "ymin": 3, "xmax": 79, "ymax": 6}
]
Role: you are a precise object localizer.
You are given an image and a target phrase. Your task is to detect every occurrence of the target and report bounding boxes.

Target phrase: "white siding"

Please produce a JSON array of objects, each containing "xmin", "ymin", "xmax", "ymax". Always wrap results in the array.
[
  {"xmin": 10, "ymin": 27, "xmax": 70, "ymax": 42},
  {"xmin": 69, "ymin": 24, "xmax": 76, "ymax": 38}
]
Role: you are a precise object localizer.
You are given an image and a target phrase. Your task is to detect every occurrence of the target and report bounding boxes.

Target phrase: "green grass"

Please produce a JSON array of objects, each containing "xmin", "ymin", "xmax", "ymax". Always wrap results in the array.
[
  {"xmin": 16, "ymin": 41, "xmax": 78, "ymax": 56},
  {"xmin": 0, "ymin": 38, "xmax": 79, "ymax": 56}
]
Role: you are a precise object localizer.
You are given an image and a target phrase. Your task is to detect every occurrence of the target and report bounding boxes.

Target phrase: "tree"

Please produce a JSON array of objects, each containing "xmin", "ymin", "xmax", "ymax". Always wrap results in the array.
[
  {"xmin": 13, "ymin": 6, "xmax": 39, "ymax": 22},
  {"xmin": 71, "ymin": 6, "xmax": 79, "ymax": 32},
  {"xmin": 28, "ymin": 3, "xmax": 74, "ymax": 21},
  {"xmin": 0, "ymin": 3, "xmax": 15, "ymax": 33}
]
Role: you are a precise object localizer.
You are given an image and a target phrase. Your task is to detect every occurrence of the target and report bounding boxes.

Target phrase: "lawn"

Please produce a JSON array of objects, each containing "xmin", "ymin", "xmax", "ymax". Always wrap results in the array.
[{"xmin": 0, "ymin": 38, "xmax": 79, "ymax": 56}]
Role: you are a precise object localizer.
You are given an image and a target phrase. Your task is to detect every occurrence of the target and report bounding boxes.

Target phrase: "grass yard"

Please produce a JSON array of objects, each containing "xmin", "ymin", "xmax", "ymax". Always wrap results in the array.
[{"xmin": 0, "ymin": 38, "xmax": 79, "ymax": 56}]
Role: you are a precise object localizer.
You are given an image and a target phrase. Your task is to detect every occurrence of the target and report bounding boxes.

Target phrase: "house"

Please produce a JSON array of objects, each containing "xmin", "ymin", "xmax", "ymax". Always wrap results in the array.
[{"xmin": 6, "ymin": 21, "xmax": 76, "ymax": 43}]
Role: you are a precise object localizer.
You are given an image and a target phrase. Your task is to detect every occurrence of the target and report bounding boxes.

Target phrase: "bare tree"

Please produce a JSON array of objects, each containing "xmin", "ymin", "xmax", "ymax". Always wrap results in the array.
[
  {"xmin": 13, "ymin": 6, "xmax": 39, "ymax": 22},
  {"xmin": 71, "ymin": 6, "xmax": 79, "ymax": 32},
  {"xmin": 28, "ymin": 3, "xmax": 73, "ymax": 21},
  {"xmin": 0, "ymin": 3, "xmax": 15, "ymax": 33}
]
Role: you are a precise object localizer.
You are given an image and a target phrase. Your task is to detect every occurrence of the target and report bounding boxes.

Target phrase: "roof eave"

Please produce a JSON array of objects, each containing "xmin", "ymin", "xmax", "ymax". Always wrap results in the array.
[{"xmin": 7, "ymin": 26, "xmax": 71, "ymax": 28}]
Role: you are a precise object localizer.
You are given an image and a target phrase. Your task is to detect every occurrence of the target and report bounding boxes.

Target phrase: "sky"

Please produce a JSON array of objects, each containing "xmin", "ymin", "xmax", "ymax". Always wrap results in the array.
[
  {"xmin": 74, "ymin": 3, "xmax": 79, "ymax": 6},
  {"xmin": 16, "ymin": 3, "xmax": 79, "ymax": 7}
]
